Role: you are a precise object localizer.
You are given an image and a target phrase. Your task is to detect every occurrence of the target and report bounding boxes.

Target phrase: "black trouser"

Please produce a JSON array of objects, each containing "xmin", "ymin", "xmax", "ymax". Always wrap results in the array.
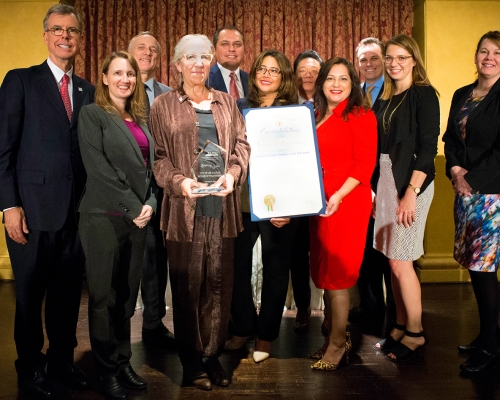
[
  {"xmin": 80, "ymin": 213, "xmax": 146, "ymax": 377},
  {"xmin": 231, "ymin": 213, "xmax": 297, "ymax": 341},
  {"xmin": 469, "ymin": 270, "xmax": 500, "ymax": 354},
  {"xmin": 357, "ymin": 216, "xmax": 395, "ymax": 316},
  {"xmin": 141, "ymin": 189, "xmax": 168, "ymax": 330},
  {"xmin": 7, "ymin": 226, "xmax": 84, "ymax": 376},
  {"xmin": 289, "ymin": 217, "xmax": 311, "ymax": 310}
]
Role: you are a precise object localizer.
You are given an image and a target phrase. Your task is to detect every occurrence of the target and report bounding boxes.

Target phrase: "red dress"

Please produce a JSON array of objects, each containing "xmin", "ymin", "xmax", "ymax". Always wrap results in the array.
[{"xmin": 310, "ymin": 99, "xmax": 377, "ymax": 290}]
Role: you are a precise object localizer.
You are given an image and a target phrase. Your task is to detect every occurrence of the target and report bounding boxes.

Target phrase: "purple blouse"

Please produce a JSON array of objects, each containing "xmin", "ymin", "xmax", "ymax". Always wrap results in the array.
[{"xmin": 124, "ymin": 120, "xmax": 149, "ymax": 165}]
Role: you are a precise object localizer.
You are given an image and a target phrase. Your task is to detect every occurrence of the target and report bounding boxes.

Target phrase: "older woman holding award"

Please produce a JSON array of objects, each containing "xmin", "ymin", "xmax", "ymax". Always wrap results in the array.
[{"xmin": 150, "ymin": 34, "xmax": 249, "ymax": 390}]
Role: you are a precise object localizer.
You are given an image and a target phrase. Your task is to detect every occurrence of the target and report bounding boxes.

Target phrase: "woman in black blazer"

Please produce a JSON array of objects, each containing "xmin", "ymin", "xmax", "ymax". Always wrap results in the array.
[
  {"xmin": 443, "ymin": 31, "xmax": 500, "ymax": 373},
  {"xmin": 78, "ymin": 51, "xmax": 156, "ymax": 399},
  {"xmin": 372, "ymin": 35, "xmax": 440, "ymax": 361}
]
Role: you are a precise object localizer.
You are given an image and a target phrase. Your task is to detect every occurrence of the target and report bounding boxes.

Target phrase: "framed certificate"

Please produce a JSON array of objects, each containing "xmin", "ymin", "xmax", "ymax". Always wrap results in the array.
[{"xmin": 243, "ymin": 103, "xmax": 326, "ymax": 221}]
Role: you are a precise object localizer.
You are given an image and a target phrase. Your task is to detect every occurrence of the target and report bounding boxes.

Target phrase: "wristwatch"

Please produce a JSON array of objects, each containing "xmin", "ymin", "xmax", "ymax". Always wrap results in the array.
[{"xmin": 408, "ymin": 183, "xmax": 421, "ymax": 194}]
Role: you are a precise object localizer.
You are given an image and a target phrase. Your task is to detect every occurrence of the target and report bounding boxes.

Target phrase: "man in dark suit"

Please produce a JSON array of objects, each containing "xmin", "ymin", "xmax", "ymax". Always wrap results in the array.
[
  {"xmin": 209, "ymin": 26, "xmax": 249, "ymax": 99},
  {"xmin": 349, "ymin": 38, "xmax": 395, "ymax": 327},
  {"xmin": 0, "ymin": 5, "xmax": 94, "ymax": 399},
  {"xmin": 128, "ymin": 32, "xmax": 175, "ymax": 347}
]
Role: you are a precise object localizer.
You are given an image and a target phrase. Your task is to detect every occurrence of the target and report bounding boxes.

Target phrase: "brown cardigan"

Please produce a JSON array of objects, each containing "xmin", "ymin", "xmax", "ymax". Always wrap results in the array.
[{"xmin": 150, "ymin": 88, "xmax": 250, "ymax": 242}]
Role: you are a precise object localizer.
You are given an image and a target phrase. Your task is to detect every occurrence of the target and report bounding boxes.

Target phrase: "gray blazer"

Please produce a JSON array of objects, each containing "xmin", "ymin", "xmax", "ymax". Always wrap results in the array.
[
  {"xmin": 78, "ymin": 104, "xmax": 156, "ymax": 219},
  {"xmin": 153, "ymin": 80, "xmax": 172, "ymax": 99}
]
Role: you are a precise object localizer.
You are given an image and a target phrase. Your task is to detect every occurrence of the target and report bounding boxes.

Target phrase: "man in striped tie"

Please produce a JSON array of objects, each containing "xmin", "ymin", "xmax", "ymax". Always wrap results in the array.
[
  {"xmin": 209, "ymin": 26, "xmax": 249, "ymax": 99},
  {"xmin": 348, "ymin": 37, "xmax": 395, "ymax": 328}
]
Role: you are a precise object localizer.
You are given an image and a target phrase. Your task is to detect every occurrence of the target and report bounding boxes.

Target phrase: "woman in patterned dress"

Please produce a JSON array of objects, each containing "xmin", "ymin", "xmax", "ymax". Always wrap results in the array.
[
  {"xmin": 443, "ymin": 31, "xmax": 500, "ymax": 373},
  {"xmin": 372, "ymin": 35, "xmax": 440, "ymax": 361}
]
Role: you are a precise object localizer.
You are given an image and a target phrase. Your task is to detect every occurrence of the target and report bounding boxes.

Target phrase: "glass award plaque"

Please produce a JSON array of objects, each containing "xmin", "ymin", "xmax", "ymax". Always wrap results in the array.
[{"xmin": 191, "ymin": 140, "xmax": 227, "ymax": 194}]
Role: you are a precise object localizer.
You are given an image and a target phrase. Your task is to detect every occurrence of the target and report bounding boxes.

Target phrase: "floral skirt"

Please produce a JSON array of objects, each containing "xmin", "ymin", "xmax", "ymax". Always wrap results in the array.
[{"xmin": 454, "ymin": 193, "xmax": 500, "ymax": 272}]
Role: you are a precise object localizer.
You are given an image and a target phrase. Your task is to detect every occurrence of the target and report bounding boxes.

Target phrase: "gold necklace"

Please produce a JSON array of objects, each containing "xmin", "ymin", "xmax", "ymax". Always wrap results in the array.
[{"xmin": 382, "ymin": 90, "xmax": 409, "ymax": 134}]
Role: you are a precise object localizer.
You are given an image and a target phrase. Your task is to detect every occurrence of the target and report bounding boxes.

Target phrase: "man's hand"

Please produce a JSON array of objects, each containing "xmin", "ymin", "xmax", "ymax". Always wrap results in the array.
[{"xmin": 4, "ymin": 207, "xmax": 29, "ymax": 244}]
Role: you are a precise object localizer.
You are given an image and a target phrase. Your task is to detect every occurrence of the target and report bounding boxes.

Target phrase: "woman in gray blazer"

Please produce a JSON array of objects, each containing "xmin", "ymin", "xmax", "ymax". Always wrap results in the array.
[{"xmin": 78, "ymin": 51, "xmax": 156, "ymax": 400}]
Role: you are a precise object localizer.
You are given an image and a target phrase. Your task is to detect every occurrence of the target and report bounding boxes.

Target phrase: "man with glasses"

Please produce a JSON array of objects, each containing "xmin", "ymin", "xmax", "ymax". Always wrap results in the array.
[
  {"xmin": 348, "ymin": 38, "xmax": 395, "ymax": 327},
  {"xmin": 0, "ymin": 4, "xmax": 94, "ymax": 399},
  {"xmin": 128, "ymin": 32, "xmax": 175, "ymax": 348},
  {"xmin": 210, "ymin": 26, "xmax": 248, "ymax": 99}
]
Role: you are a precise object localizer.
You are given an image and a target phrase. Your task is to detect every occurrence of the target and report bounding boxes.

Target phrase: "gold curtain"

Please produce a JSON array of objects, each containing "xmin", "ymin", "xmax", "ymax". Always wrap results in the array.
[{"xmin": 73, "ymin": 0, "xmax": 413, "ymax": 86}]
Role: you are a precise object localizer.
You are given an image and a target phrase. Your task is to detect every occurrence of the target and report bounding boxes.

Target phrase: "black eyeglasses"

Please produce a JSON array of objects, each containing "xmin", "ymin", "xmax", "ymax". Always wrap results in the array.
[
  {"xmin": 46, "ymin": 27, "xmax": 81, "ymax": 37},
  {"xmin": 256, "ymin": 66, "xmax": 281, "ymax": 77}
]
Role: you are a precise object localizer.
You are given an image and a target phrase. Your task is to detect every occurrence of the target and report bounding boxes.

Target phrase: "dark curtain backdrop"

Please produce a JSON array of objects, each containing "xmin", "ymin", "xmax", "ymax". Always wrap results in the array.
[{"xmin": 73, "ymin": 0, "xmax": 413, "ymax": 87}]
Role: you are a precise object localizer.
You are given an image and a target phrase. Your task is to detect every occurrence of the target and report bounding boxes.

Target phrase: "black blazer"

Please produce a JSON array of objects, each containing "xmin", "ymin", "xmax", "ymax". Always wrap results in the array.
[
  {"xmin": 78, "ymin": 104, "xmax": 156, "ymax": 218},
  {"xmin": 377, "ymin": 85, "xmax": 440, "ymax": 198},
  {"xmin": 443, "ymin": 78, "xmax": 500, "ymax": 194},
  {"xmin": 209, "ymin": 64, "xmax": 249, "ymax": 97},
  {"xmin": 0, "ymin": 61, "xmax": 94, "ymax": 231}
]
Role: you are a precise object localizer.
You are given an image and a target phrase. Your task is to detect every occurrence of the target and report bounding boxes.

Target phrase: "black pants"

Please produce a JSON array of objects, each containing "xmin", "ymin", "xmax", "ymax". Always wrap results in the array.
[
  {"xmin": 141, "ymin": 189, "xmax": 168, "ymax": 330},
  {"xmin": 289, "ymin": 217, "xmax": 311, "ymax": 310},
  {"xmin": 357, "ymin": 216, "xmax": 395, "ymax": 316},
  {"xmin": 80, "ymin": 213, "xmax": 146, "ymax": 377},
  {"xmin": 231, "ymin": 213, "xmax": 297, "ymax": 341},
  {"xmin": 7, "ymin": 226, "xmax": 84, "ymax": 375},
  {"xmin": 167, "ymin": 217, "xmax": 233, "ymax": 360}
]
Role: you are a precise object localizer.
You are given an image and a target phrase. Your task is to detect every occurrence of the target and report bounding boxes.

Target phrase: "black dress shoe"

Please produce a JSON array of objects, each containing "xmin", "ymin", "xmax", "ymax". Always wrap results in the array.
[
  {"xmin": 47, "ymin": 362, "xmax": 89, "ymax": 390},
  {"xmin": 205, "ymin": 357, "xmax": 229, "ymax": 387},
  {"xmin": 457, "ymin": 344, "xmax": 477, "ymax": 356},
  {"xmin": 294, "ymin": 307, "xmax": 311, "ymax": 334},
  {"xmin": 460, "ymin": 348, "xmax": 498, "ymax": 373},
  {"xmin": 118, "ymin": 366, "xmax": 147, "ymax": 390},
  {"xmin": 142, "ymin": 324, "xmax": 175, "ymax": 347},
  {"xmin": 18, "ymin": 370, "xmax": 54, "ymax": 399},
  {"xmin": 100, "ymin": 376, "xmax": 128, "ymax": 400}
]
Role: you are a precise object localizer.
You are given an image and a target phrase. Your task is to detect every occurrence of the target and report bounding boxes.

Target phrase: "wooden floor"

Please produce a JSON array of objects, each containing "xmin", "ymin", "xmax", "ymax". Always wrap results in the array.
[{"xmin": 1, "ymin": 281, "xmax": 500, "ymax": 400}]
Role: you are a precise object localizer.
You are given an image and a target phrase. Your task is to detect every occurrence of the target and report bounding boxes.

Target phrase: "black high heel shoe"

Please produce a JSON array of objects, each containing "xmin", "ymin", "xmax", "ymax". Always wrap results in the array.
[
  {"xmin": 385, "ymin": 330, "xmax": 425, "ymax": 362},
  {"xmin": 373, "ymin": 323, "xmax": 406, "ymax": 353}
]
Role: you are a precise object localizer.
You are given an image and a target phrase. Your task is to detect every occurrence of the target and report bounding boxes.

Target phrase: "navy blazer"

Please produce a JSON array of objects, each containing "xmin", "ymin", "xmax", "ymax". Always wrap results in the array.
[
  {"xmin": 209, "ymin": 64, "xmax": 249, "ymax": 97},
  {"xmin": 78, "ymin": 104, "xmax": 156, "ymax": 219},
  {"xmin": 443, "ymin": 78, "xmax": 500, "ymax": 194},
  {"xmin": 0, "ymin": 61, "xmax": 94, "ymax": 231}
]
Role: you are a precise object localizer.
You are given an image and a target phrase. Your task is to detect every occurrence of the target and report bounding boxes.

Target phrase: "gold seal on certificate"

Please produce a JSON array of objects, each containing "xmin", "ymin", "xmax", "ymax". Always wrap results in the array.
[
  {"xmin": 243, "ymin": 104, "xmax": 326, "ymax": 221},
  {"xmin": 264, "ymin": 195, "xmax": 276, "ymax": 211}
]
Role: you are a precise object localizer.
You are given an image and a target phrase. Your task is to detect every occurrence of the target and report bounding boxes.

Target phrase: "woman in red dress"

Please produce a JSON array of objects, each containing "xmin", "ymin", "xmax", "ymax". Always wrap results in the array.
[{"xmin": 309, "ymin": 57, "xmax": 377, "ymax": 370}]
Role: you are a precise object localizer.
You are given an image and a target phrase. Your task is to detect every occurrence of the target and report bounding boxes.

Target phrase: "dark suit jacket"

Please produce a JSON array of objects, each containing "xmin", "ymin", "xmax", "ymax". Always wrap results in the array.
[
  {"xmin": 209, "ymin": 64, "xmax": 249, "ymax": 97},
  {"xmin": 153, "ymin": 80, "xmax": 171, "ymax": 99},
  {"xmin": 363, "ymin": 81, "xmax": 384, "ymax": 191},
  {"xmin": 78, "ymin": 104, "xmax": 156, "ymax": 219},
  {"xmin": 363, "ymin": 82, "xmax": 383, "ymax": 113},
  {"xmin": 0, "ymin": 61, "xmax": 95, "ymax": 231},
  {"xmin": 443, "ymin": 78, "xmax": 500, "ymax": 194}
]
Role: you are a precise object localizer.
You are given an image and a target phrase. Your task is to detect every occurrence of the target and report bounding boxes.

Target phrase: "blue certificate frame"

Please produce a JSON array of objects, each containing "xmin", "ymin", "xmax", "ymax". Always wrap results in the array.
[{"xmin": 243, "ymin": 103, "xmax": 326, "ymax": 221}]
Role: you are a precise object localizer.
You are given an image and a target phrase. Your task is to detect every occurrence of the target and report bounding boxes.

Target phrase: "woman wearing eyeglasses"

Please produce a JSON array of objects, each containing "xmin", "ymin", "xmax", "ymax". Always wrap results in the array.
[
  {"xmin": 372, "ymin": 34, "xmax": 439, "ymax": 361},
  {"xmin": 223, "ymin": 50, "xmax": 298, "ymax": 363},
  {"xmin": 149, "ymin": 34, "xmax": 249, "ymax": 390}
]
